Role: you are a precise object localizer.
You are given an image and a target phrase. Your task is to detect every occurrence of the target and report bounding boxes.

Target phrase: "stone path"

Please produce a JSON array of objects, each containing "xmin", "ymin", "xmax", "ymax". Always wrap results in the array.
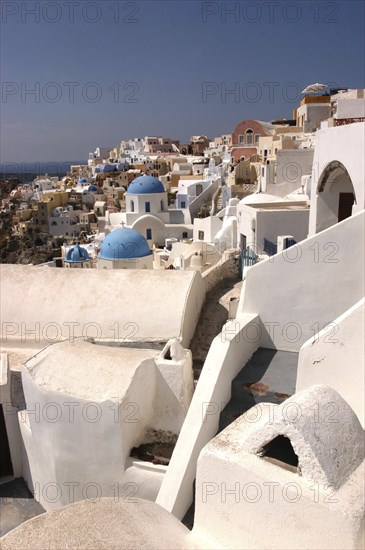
[{"xmin": 190, "ymin": 278, "xmax": 243, "ymax": 379}]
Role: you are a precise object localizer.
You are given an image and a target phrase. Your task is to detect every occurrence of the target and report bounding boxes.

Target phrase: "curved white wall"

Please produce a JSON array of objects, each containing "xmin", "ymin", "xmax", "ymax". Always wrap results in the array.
[{"xmin": 0, "ymin": 266, "xmax": 204, "ymax": 347}]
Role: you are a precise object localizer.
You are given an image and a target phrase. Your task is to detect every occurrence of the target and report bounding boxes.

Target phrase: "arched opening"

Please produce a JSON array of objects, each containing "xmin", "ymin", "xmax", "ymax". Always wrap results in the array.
[
  {"xmin": 316, "ymin": 161, "xmax": 356, "ymax": 232},
  {"xmin": 259, "ymin": 435, "xmax": 299, "ymax": 474},
  {"xmin": 246, "ymin": 129, "xmax": 254, "ymax": 145},
  {"xmin": 130, "ymin": 200, "xmax": 135, "ymax": 212}
]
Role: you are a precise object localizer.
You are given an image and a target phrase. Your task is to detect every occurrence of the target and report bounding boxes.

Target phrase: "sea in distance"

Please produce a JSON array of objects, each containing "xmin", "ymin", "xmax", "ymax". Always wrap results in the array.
[{"xmin": 0, "ymin": 161, "xmax": 87, "ymax": 183}]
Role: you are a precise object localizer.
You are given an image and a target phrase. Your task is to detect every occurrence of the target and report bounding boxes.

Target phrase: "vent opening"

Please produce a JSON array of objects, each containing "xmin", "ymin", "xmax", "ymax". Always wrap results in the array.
[
  {"xmin": 163, "ymin": 346, "xmax": 172, "ymax": 360},
  {"xmin": 259, "ymin": 435, "xmax": 299, "ymax": 473}
]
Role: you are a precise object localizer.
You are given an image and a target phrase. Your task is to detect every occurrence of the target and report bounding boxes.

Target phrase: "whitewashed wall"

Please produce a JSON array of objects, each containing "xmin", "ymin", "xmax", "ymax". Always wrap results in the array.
[
  {"xmin": 296, "ymin": 298, "xmax": 365, "ymax": 427},
  {"xmin": 238, "ymin": 211, "xmax": 364, "ymax": 351},
  {"xmin": 309, "ymin": 122, "xmax": 365, "ymax": 235}
]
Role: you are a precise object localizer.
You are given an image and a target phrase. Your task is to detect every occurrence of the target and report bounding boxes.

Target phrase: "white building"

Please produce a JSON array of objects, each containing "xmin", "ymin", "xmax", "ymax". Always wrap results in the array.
[
  {"xmin": 48, "ymin": 205, "xmax": 82, "ymax": 238},
  {"xmin": 309, "ymin": 120, "xmax": 365, "ymax": 234},
  {"xmin": 88, "ymin": 146, "xmax": 112, "ymax": 166},
  {"xmin": 295, "ymin": 95, "xmax": 331, "ymax": 133},
  {"xmin": 237, "ymin": 193, "xmax": 310, "ymax": 256},
  {"xmin": 0, "ymin": 265, "xmax": 205, "ymax": 508},
  {"xmin": 193, "ymin": 198, "xmax": 239, "ymax": 253}
]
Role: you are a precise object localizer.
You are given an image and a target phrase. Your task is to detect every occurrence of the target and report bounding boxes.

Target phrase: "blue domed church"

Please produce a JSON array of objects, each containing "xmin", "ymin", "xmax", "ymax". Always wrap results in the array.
[
  {"xmin": 103, "ymin": 175, "xmax": 192, "ymax": 248},
  {"xmin": 97, "ymin": 227, "xmax": 153, "ymax": 269},
  {"xmin": 64, "ymin": 243, "xmax": 92, "ymax": 268}
]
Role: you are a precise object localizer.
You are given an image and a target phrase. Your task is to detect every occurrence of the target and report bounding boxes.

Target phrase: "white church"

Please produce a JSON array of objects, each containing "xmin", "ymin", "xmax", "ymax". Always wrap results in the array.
[{"xmin": 103, "ymin": 175, "xmax": 193, "ymax": 247}]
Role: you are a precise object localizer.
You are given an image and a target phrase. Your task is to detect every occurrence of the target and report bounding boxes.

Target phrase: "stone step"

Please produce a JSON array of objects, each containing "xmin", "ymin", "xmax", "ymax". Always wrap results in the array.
[{"xmin": 218, "ymin": 347, "xmax": 299, "ymax": 433}]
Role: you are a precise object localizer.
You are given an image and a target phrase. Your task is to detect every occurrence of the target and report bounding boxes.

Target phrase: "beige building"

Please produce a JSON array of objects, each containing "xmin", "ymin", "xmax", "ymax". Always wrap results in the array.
[
  {"xmin": 294, "ymin": 95, "xmax": 331, "ymax": 132},
  {"xmin": 31, "ymin": 192, "xmax": 69, "ymax": 231}
]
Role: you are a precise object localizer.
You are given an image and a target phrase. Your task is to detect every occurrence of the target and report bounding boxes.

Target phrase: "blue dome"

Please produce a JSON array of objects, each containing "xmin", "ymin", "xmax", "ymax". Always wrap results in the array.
[
  {"xmin": 116, "ymin": 161, "xmax": 129, "ymax": 171},
  {"xmin": 88, "ymin": 185, "xmax": 97, "ymax": 192},
  {"xmin": 79, "ymin": 178, "xmax": 88, "ymax": 184},
  {"xmin": 127, "ymin": 175, "xmax": 165, "ymax": 195},
  {"xmin": 96, "ymin": 164, "xmax": 117, "ymax": 173},
  {"xmin": 98, "ymin": 228, "xmax": 151, "ymax": 260},
  {"xmin": 66, "ymin": 244, "xmax": 91, "ymax": 263}
]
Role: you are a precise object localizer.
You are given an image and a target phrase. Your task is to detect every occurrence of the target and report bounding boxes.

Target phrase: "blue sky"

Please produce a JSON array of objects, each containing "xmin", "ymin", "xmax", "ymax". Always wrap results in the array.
[{"xmin": 1, "ymin": 0, "xmax": 364, "ymax": 161}]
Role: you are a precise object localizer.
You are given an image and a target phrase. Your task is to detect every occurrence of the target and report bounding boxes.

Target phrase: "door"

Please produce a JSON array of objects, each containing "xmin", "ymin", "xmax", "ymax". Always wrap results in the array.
[
  {"xmin": 0, "ymin": 405, "xmax": 13, "ymax": 478},
  {"xmin": 240, "ymin": 234, "xmax": 247, "ymax": 251},
  {"xmin": 338, "ymin": 193, "xmax": 354, "ymax": 222}
]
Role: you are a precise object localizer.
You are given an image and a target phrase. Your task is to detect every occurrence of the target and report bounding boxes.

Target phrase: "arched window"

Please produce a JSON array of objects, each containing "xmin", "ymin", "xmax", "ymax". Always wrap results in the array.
[
  {"xmin": 246, "ymin": 129, "xmax": 254, "ymax": 145},
  {"xmin": 130, "ymin": 200, "xmax": 135, "ymax": 212}
]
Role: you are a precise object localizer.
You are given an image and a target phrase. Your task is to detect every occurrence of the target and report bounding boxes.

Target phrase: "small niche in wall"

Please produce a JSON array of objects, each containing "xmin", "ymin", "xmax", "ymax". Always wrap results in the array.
[
  {"xmin": 163, "ymin": 346, "xmax": 172, "ymax": 360},
  {"xmin": 259, "ymin": 435, "xmax": 299, "ymax": 474}
]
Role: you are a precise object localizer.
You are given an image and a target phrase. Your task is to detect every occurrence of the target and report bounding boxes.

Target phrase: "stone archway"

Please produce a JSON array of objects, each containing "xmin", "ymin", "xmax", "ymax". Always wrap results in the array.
[{"xmin": 316, "ymin": 161, "xmax": 356, "ymax": 231}]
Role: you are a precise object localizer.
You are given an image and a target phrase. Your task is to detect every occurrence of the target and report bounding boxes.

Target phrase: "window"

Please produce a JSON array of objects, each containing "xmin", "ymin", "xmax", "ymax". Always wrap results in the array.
[
  {"xmin": 160, "ymin": 200, "xmax": 164, "ymax": 211},
  {"xmin": 255, "ymin": 134, "xmax": 260, "ymax": 143},
  {"xmin": 182, "ymin": 232, "xmax": 188, "ymax": 239},
  {"xmin": 198, "ymin": 230, "xmax": 204, "ymax": 240},
  {"xmin": 181, "ymin": 201, "xmax": 186, "ymax": 208},
  {"xmin": 239, "ymin": 134, "xmax": 245, "ymax": 144},
  {"xmin": 145, "ymin": 202, "xmax": 150, "ymax": 213},
  {"xmin": 246, "ymin": 129, "xmax": 253, "ymax": 145},
  {"xmin": 146, "ymin": 228, "xmax": 152, "ymax": 240}
]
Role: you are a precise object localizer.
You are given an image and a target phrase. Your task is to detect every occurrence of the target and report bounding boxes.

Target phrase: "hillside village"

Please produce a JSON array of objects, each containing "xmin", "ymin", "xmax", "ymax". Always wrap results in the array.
[{"xmin": 0, "ymin": 87, "xmax": 364, "ymax": 549}]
